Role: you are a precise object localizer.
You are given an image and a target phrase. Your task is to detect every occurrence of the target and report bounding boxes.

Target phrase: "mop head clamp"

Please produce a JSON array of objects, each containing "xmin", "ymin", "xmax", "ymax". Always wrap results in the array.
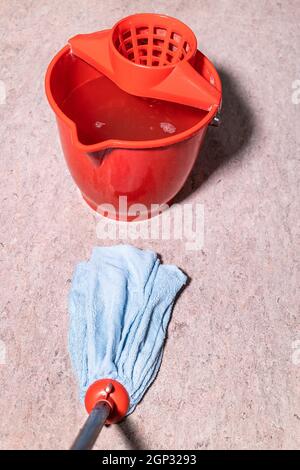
[{"xmin": 85, "ymin": 379, "xmax": 129, "ymax": 424}]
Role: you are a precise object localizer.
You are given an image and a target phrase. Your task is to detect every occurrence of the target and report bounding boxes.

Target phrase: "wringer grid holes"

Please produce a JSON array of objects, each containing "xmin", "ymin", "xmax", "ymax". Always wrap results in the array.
[{"xmin": 112, "ymin": 16, "xmax": 196, "ymax": 67}]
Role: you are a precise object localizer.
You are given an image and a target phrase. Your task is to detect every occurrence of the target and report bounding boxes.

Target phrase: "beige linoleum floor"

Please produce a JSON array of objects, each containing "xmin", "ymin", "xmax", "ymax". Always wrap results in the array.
[{"xmin": 0, "ymin": 0, "xmax": 299, "ymax": 449}]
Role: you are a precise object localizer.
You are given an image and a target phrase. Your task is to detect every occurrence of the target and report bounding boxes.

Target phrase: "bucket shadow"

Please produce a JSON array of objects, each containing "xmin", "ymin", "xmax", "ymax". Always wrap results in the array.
[
  {"xmin": 173, "ymin": 67, "xmax": 256, "ymax": 203},
  {"xmin": 117, "ymin": 417, "xmax": 148, "ymax": 450}
]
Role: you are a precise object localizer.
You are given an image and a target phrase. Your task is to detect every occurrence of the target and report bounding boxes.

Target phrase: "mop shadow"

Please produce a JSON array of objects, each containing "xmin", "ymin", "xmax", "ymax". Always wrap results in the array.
[
  {"xmin": 173, "ymin": 66, "xmax": 256, "ymax": 203},
  {"xmin": 117, "ymin": 418, "xmax": 148, "ymax": 450}
]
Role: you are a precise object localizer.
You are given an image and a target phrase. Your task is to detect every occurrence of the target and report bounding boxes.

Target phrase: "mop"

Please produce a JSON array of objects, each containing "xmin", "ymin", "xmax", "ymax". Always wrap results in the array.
[{"xmin": 69, "ymin": 244, "xmax": 187, "ymax": 449}]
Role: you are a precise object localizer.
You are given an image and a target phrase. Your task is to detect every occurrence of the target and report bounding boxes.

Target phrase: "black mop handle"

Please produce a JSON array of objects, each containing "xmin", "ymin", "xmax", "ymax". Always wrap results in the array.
[{"xmin": 70, "ymin": 401, "xmax": 111, "ymax": 450}]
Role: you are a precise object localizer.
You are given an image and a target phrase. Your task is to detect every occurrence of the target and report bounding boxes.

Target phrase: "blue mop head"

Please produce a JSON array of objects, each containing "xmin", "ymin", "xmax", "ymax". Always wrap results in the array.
[{"xmin": 68, "ymin": 244, "xmax": 187, "ymax": 414}]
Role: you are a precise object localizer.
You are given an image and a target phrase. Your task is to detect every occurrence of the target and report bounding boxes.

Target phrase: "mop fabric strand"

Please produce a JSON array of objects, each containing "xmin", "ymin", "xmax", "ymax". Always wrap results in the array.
[{"xmin": 68, "ymin": 244, "xmax": 187, "ymax": 414}]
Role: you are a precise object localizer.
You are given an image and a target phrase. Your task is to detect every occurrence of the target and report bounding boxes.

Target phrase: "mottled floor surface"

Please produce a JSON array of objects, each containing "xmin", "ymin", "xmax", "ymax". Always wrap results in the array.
[{"xmin": 0, "ymin": 0, "xmax": 299, "ymax": 450}]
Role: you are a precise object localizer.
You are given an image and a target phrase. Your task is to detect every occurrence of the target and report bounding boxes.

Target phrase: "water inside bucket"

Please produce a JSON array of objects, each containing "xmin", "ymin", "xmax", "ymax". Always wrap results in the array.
[{"xmin": 61, "ymin": 75, "xmax": 207, "ymax": 145}]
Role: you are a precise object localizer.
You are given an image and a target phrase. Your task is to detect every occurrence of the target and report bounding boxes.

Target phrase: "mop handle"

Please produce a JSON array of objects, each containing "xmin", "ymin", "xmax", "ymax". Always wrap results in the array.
[{"xmin": 70, "ymin": 401, "xmax": 111, "ymax": 450}]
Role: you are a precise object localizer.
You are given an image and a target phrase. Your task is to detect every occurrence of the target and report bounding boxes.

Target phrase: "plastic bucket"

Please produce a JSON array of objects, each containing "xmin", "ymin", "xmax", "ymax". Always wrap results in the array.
[{"xmin": 45, "ymin": 15, "xmax": 221, "ymax": 221}]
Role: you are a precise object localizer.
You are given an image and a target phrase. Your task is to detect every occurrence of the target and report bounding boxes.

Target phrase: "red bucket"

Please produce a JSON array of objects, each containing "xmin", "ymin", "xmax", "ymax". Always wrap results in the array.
[{"xmin": 45, "ymin": 14, "xmax": 221, "ymax": 221}]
